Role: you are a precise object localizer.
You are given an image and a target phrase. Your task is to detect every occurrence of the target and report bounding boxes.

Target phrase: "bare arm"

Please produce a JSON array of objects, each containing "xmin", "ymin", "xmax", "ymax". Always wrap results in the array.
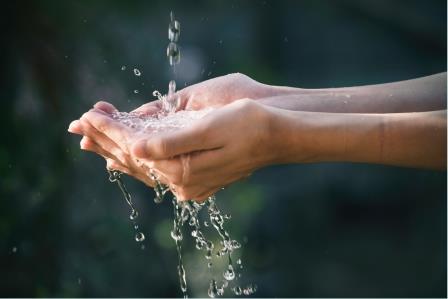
[
  {"xmin": 259, "ymin": 72, "xmax": 447, "ymax": 113},
  {"xmin": 270, "ymin": 108, "xmax": 447, "ymax": 170}
]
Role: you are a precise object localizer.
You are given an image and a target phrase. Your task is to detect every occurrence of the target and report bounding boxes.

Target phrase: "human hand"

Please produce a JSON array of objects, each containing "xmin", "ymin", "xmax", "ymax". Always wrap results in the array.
[
  {"xmin": 131, "ymin": 99, "xmax": 277, "ymax": 202},
  {"xmin": 68, "ymin": 73, "xmax": 272, "ymax": 175},
  {"xmin": 130, "ymin": 72, "xmax": 284, "ymax": 114},
  {"xmin": 68, "ymin": 101, "xmax": 157, "ymax": 187}
]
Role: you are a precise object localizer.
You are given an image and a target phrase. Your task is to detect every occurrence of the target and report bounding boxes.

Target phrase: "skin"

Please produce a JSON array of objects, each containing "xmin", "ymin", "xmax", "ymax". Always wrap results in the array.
[{"xmin": 68, "ymin": 72, "xmax": 447, "ymax": 202}]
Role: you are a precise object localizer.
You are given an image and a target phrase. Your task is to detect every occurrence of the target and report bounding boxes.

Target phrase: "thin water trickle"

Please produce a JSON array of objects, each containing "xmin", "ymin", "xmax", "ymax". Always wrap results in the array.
[
  {"xmin": 104, "ymin": 11, "xmax": 256, "ymax": 298},
  {"xmin": 108, "ymin": 170, "xmax": 146, "ymax": 246}
]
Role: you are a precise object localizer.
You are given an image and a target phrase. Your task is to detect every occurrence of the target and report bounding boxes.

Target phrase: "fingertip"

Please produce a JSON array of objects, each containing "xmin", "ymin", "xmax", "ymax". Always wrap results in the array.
[
  {"xmin": 79, "ymin": 137, "xmax": 89, "ymax": 150},
  {"xmin": 132, "ymin": 139, "xmax": 149, "ymax": 159},
  {"xmin": 68, "ymin": 120, "xmax": 82, "ymax": 134},
  {"xmin": 94, "ymin": 101, "xmax": 118, "ymax": 114}
]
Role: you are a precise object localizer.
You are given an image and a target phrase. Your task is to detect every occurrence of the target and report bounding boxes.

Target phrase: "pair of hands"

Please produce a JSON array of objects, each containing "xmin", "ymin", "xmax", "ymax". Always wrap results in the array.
[{"xmin": 68, "ymin": 73, "xmax": 283, "ymax": 202}]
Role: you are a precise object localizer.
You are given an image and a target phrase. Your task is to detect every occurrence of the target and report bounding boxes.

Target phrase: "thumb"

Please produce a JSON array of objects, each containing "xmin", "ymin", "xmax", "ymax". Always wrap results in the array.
[{"xmin": 132, "ymin": 126, "xmax": 214, "ymax": 160}]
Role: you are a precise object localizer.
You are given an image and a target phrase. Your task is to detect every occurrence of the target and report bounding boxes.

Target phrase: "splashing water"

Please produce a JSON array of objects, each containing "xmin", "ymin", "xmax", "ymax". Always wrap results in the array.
[
  {"xmin": 109, "ymin": 108, "xmax": 256, "ymax": 297},
  {"xmin": 104, "ymin": 11, "xmax": 256, "ymax": 297},
  {"xmin": 107, "ymin": 170, "xmax": 146, "ymax": 249}
]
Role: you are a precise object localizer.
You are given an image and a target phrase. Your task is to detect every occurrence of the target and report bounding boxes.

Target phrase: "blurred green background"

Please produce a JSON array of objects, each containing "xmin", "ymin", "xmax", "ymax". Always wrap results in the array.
[{"xmin": 0, "ymin": 0, "xmax": 446, "ymax": 297}]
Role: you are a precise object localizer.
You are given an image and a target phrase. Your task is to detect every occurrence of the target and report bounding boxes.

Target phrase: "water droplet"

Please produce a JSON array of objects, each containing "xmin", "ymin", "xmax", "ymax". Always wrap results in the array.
[
  {"xmin": 242, "ymin": 284, "xmax": 257, "ymax": 295},
  {"xmin": 204, "ymin": 221, "xmax": 209, "ymax": 227},
  {"xmin": 205, "ymin": 249, "xmax": 213, "ymax": 260},
  {"xmin": 224, "ymin": 214, "xmax": 231, "ymax": 219},
  {"xmin": 223, "ymin": 264, "xmax": 235, "ymax": 281},
  {"xmin": 168, "ymin": 20, "xmax": 180, "ymax": 42},
  {"xmin": 171, "ymin": 229, "xmax": 183, "ymax": 241},
  {"xmin": 134, "ymin": 89, "xmax": 139, "ymax": 94},
  {"xmin": 167, "ymin": 42, "xmax": 180, "ymax": 66},
  {"xmin": 135, "ymin": 232, "xmax": 145, "ymax": 242},
  {"xmin": 130, "ymin": 209, "xmax": 138, "ymax": 220},
  {"xmin": 208, "ymin": 262, "xmax": 212, "ymax": 268},
  {"xmin": 133, "ymin": 68, "xmax": 141, "ymax": 76},
  {"xmin": 12, "ymin": 247, "xmax": 17, "ymax": 253},
  {"xmin": 208, "ymin": 279, "xmax": 222, "ymax": 298},
  {"xmin": 121, "ymin": 65, "xmax": 126, "ymax": 70},
  {"xmin": 233, "ymin": 286, "xmax": 242, "ymax": 295},
  {"xmin": 236, "ymin": 258, "xmax": 241, "ymax": 265}
]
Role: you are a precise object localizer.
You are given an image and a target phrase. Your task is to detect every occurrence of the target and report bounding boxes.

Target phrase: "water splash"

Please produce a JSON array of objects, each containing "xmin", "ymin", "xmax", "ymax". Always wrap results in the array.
[
  {"xmin": 108, "ymin": 170, "xmax": 146, "ymax": 247},
  {"xmin": 109, "ymin": 107, "xmax": 256, "ymax": 297},
  {"xmin": 104, "ymin": 11, "xmax": 256, "ymax": 298}
]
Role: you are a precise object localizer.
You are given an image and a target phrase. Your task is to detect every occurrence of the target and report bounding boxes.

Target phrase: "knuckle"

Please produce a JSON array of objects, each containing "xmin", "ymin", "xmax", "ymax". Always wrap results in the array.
[
  {"xmin": 151, "ymin": 137, "xmax": 169, "ymax": 157},
  {"xmin": 234, "ymin": 98, "xmax": 253, "ymax": 108}
]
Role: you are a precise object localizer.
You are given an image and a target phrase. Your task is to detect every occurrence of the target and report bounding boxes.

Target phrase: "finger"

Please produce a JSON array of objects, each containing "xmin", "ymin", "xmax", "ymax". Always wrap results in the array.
[
  {"xmin": 150, "ymin": 149, "xmax": 227, "ymax": 187},
  {"xmin": 173, "ymin": 185, "xmax": 220, "ymax": 203},
  {"xmin": 150, "ymin": 158, "xmax": 183, "ymax": 183},
  {"xmin": 194, "ymin": 187, "xmax": 221, "ymax": 203},
  {"xmin": 132, "ymin": 100, "xmax": 162, "ymax": 116},
  {"xmin": 106, "ymin": 158, "xmax": 131, "ymax": 174},
  {"xmin": 173, "ymin": 88, "xmax": 189, "ymax": 111},
  {"xmin": 80, "ymin": 137, "xmax": 134, "ymax": 176},
  {"xmin": 68, "ymin": 120, "xmax": 83, "ymax": 135},
  {"xmin": 148, "ymin": 168, "xmax": 172, "ymax": 188},
  {"xmin": 80, "ymin": 136, "xmax": 125, "ymax": 165},
  {"xmin": 132, "ymin": 124, "xmax": 221, "ymax": 160},
  {"xmin": 79, "ymin": 117, "xmax": 127, "ymax": 164},
  {"xmin": 81, "ymin": 110, "xmax": 132, "ymax": 151},
  {"xmin": 94, "ymin": 101, "xmax": 118, "ymax": 114}
]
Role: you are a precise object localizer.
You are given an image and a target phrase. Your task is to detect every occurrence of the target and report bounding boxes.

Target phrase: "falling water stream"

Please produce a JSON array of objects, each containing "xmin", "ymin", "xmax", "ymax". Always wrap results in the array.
[{"xmin": 106, "ymin": 12, "xmax": 256, "ymax": 298}]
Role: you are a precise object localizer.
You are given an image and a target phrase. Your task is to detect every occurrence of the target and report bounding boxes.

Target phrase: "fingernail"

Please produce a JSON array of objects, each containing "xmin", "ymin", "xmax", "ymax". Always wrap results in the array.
[
  {"xmin": 67, "ymin": 120, "xmax": 81, "ymax": 134},
  {"xmin": 68, "ymin": 121, "xmax": 77, "ymax": 133}
]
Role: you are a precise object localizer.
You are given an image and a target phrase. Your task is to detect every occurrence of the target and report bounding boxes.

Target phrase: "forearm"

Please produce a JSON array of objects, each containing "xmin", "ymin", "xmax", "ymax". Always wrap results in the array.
[
  {"xmin": 268, "ymin": 108, "xmax": 447, "ymax": 170},
  {"xmin": 259, "ymin": 73, "xmax": 446, "ymax": 113}
]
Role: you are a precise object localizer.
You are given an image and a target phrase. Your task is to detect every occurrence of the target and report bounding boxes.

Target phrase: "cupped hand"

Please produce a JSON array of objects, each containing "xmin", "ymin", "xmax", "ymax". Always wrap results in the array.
[
  {"xmin": 176, "ymin": 72, "xmax": 276, "ymax": 110},
  {"xmin": 68, "ymin": 101, "xmax": 158, "ymax": 187},
  {"xmin": 130, "ymin": 72, "xmax": 275, "ymax": 114},
  {"xmin": 131, "ymin": 99, "xmax": 276, "ymax": 202},
  {"xmin": 69, "ymin": 73, "xmax": 270, "ymax": 176}
]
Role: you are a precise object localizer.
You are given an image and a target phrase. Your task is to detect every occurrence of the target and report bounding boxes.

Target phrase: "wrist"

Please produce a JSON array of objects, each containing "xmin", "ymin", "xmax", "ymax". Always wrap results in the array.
[
  {"xmin": 262, "ymin": 107, "xmax": 320, "ymax": 165},
  {"xmin": 265, "ymin": 108, "xmax": 361, "ymax": 165},
  {"xmin": 257, "ymin": 83, "xmax": 304, "ymax": 98}
]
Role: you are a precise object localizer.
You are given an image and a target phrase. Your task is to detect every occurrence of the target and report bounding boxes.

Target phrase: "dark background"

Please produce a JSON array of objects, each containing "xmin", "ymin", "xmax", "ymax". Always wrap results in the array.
[{"xmin": 0, "ymin": 0, "xmax": 446, "ymax": 297}]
